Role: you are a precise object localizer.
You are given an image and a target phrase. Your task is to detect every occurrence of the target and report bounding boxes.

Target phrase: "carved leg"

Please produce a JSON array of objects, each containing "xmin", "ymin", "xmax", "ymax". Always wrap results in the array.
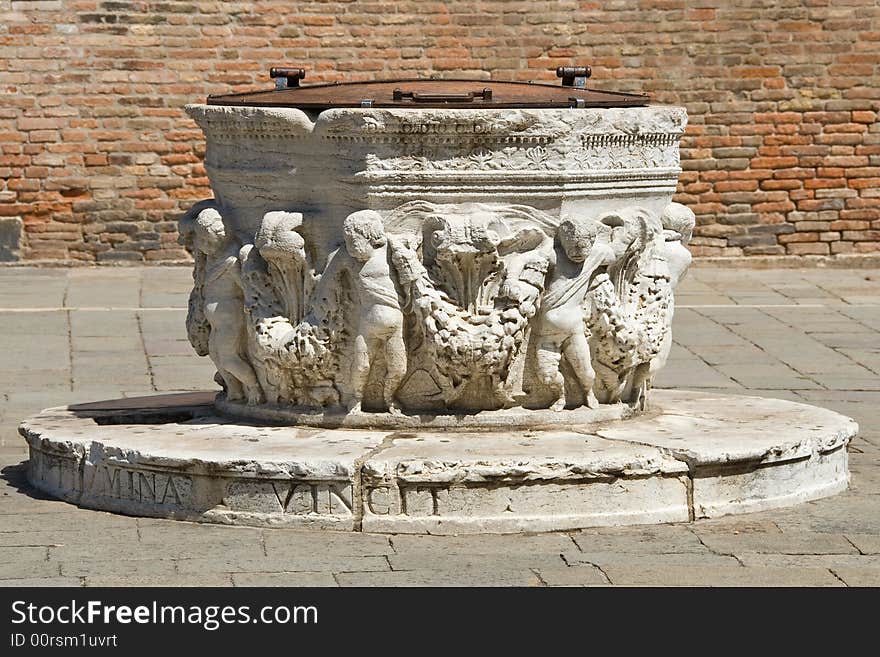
[
  {"xmin": 622, "ymin": 361, "xmax": 651, "ymax": 409},
  {"xmin": 384, "ymin": 331, "xmax": 407, "ymax": 414},
  {"xmin": 593, "ymin": 361, "xmax": 622, "ymax": 404},
  {"xmin": 348, "ymin": 332, "xmax": 371, "ymax": 413},
  {"xmin": 536, "ymin": 339, "xmax": 565, "ymax": 411},
  {"xmin": 220, "ymin": 355, "xmax": 264, "ymax": 405},
  {"xmin": 210, "ymin": 326, "xmax": 263, "ymax": 404},
  {"xmin": 220, "ymin": 371, "xmax": 244, "ymax": 401},
  {"xmin": 563, "ymin": 332, "xmax": 598, "ymax": 409}
]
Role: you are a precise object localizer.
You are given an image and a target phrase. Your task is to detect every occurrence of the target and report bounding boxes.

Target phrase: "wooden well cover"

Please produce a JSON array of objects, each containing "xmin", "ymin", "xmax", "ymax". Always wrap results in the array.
[{"xmin": 207, "ymin": 71, "xmax": 650, "ymax": 110}]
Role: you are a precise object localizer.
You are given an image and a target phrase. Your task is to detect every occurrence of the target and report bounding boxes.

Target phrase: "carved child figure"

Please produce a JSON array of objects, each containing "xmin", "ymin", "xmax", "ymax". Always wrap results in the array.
[
  {"xmin": 180, "ymin": 207, "xmax": 264, "ymax": 405},
  {"xmin": 342, "ymin": 210, "xmax": 407, "ymax": 414},
  {"xmin": 536, "ymin": 218, "xmax": 616, "ymax": 410}
]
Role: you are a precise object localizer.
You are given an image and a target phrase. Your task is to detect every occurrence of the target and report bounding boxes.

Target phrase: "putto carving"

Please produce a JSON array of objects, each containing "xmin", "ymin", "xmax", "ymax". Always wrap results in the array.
[
  {"xmin": 340, "ymin": 210, "xmax": 406, "ymax": 414},
  {"xmin": 178, "ymin": 202, "xmax": 263, "ymax": 405},
  {"xmin": 179, "ymin": 198, "xmax": 694, "ymax": 417},
  {"xmin": 536, "ymin": 217, "xmax": 615, "ymax": 411}
]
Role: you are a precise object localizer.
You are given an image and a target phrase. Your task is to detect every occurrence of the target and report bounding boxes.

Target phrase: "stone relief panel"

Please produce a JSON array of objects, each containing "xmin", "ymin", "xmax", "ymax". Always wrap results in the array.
[{"xmin": 179, "ymin": 198, "xmax": 695, "ymax": 415}]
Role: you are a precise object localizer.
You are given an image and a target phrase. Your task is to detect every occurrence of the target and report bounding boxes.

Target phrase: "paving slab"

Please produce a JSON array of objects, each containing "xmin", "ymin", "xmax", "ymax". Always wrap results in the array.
[{"xmin": 0, "ymin": 266, "xmax": 877, "ymax": 586}]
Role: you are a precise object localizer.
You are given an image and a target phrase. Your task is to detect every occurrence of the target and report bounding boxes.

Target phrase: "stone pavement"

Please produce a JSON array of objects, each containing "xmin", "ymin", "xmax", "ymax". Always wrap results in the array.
[{"xmin": 0, "ymin": 265, "xmax": 878, "ymax": 587}]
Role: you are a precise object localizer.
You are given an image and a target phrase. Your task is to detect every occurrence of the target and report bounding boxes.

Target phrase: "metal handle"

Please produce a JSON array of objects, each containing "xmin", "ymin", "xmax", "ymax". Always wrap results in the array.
[
  {"xmin": 556, "ymin": 66, "xmax": 591, "ymax": 88},
  {"xmin": 270, "ymin": 67, "xmax": 306, "ymax": 89},
  {"xmin": 392, "ymin": 88, "xmax": 493, "ymax": 103}
]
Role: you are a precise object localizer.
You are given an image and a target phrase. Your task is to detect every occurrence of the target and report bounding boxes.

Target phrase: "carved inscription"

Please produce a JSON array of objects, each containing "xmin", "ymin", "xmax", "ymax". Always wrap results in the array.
[
  {"xmin": 29, "ymin": 449, "xmax": 81, "ymax": 494},
  {"xmin": 87, "ymin": 463, "xmax": 191, "ymax": 507},
  {"xmin": 223, "ymin": 480, "xmax": 354, "ymax": 516}
]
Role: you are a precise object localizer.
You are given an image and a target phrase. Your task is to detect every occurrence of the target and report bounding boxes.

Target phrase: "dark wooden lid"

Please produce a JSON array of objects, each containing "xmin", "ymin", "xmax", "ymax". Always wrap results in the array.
[{"xmin": 207, "ymin": 74, "xmax": 650, "ymax": 110}]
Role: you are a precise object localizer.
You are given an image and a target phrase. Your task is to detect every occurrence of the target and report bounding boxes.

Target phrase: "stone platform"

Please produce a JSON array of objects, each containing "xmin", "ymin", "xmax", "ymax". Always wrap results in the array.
[{"xmin": 19, "ymin": 390, "xmax": 856, "ymax": 534}]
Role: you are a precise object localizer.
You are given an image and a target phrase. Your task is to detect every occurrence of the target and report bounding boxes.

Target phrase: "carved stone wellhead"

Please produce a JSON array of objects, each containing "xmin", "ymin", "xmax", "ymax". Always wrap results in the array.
[
  {"xmin": 18, "ymin": 79, "xmax": 855, "ymax": 534},
  {"xmin": 181, "ymin": 103, "xmax": 693, "ymax": 423}
]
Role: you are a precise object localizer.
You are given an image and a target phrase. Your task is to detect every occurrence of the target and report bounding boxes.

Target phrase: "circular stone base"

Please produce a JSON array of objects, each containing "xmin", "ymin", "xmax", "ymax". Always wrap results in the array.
[{"xmin": 19, "ymin": 391, "xmax": 857, "ymax": 534}]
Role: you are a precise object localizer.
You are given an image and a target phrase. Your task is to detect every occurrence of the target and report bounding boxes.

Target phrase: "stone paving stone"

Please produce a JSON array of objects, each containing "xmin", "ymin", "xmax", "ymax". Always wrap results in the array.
[
  {"xmin": 533, "ymin": 565, "xmax": 608, "ymax": 586},
  {"xmin": 571, "ymin": 524, "xmax": 708, "ymax": 553},
  {"xmin": 0, "ymin": 510, "xmax": 139, "ymax": 532},
  {"xmin": 771, "ymin": 496, "xmax": 880, "ymax": 534},
  {"xmin": 141, "ymin": 293, "xmax": 189, "ymax": 308},
  {"xmin": 0, "ymin": 311, "xmax": 67, "ymax": 336},
  {"xmin": 84, "ymin": 575, "xmax": 234, "ymax": 587},
  {"xmin": 263, "ymin": 530, "xmax": 393, "ymax": 557},
  {"xmin": 0, "ymin": 559, "xmax": 61, "ymax": 580},
  {"xmin": 563, "ymin": 551, "xmax": 740, "ymax": 568},
  {"xmin": 177, "ymin": 555, "xmax": 390, "ymax": 576},
  {"xmin": 389, "ymin": 533, "xmax": 574, "ymax": 555},
  {"xmin": 389, "ymin": 553, "xmax": 567, "ymax": 571},
  {"xmin": 838, "ymin": 349, "xmax": 880, "ymax": 375},
  {"xmin": 142, "ymin": 337, "xmax": 195, "ymax": 356},
  {"xmin": 674, "ymin": 295, "xmax": 735, "ymax": 305},
  {"xmin": 231, "ymin": 572, "xmax": 337, "ymax": 587},
  {"xmin": 334, "ymin": 568, "xmax": 543, "ymax": 587},
  {"xmin": 688, "ymin": 517, "xmax": 783, "ymax": 533},
  {"xmin": 72, "ymin": 336, "xmax": 143, "ymax": 352},
  {"xmin": 845, "ymin": 534, "xmax": 880, "ymax": 554},
  {"xmin": 0, "ymin": 528, "xmax": 139, "ymax": 547},
  {"xmin": 808, "ymin": 375, "xmax": 880, "ymax": 391},
  {"xmin": 0, "ymin": 577, "xmax": 82, "ymax": 587},
  {"xmin": 736, "ymin": 554, "xmax": 880, "ymax": 568},
  {"xmin": 66, "ymin": 279, "xmax": 141, "ymax": 308},
  {"xmin": 712, "ymin": 363, "xmax": 822, "ymax": 390},
  {"xmin": 652, "ymin": 358, "xmax": 740, "ymax": 389},
  {"xmin": 48, "ymin": 540, "xmax": 263, "ymax": 563},
  {"xmin": 693, "ymin": 530, "xmax": 859, "ymax": 555},
  {"xmin": 684, "ymin": 345, "xmax": 768, "ymax": 366},
  {"xmin": 69, "ymin": 310, "xmax": 140, "ymax": 337},
  {"xmin": 602, "ymin": 565, "xmax": 843, "ymax": 587},
  {"xmin": 829, "ymin": 568, "xmax": 880, "ymax": 586},
  {"xmin": 60, "ymin": 558, "xmax": 179, "ymax": 578},
  {"xmin": 136, "ymin": 519, "xmax": 265, "ymax": 547},
  {"xmin": 0, "ymin": 545, "xmax": 48, "ymax": 561},
  {"xmin": 838, "ymin": 307, "xmax": 880, "ymax": 331}
]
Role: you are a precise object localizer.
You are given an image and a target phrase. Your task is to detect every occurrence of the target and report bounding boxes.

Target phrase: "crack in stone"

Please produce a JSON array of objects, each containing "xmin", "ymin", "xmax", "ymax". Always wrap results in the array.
[
  {"xmin": 828, "ymin": 568, "xmax": 848, "ymax": 586},
  {"xmin": 530, "ymin": 567, "xmax": 549, "ymax": 587},
  {"xmin": 686, "ymin": 527, "xmax": 746, "ymax": 566},
  {"xmin": 843, "ymin": 534, "xmax": 865, "ymax": 555},
  {"xmin": 350, "ymin": 431, "xmax": 407, "ymax": 532}
]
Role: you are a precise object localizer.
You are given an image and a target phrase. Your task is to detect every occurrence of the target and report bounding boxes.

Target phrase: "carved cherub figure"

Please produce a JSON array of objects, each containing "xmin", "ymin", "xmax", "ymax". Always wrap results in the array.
[
  {"xmin": 342, "ymin": 210, "xmax": 406, "ymax": 414},
  {"xmin": 536, "ymin": 218, "xmax": 616, "ymax": 410},
  {"xmin": 179, "ymin": 207, "xmax": 263, "ymax": 405}
]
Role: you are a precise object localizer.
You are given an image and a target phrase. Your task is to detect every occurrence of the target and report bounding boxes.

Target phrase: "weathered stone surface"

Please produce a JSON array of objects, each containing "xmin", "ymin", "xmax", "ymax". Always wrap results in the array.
[
  {"xmin": 181, "ymin": 104, "xmax": 693, "ymax": 419},
  {"xmin": 19, "ymin": 389, "xmax": 856, "ymax": 534}
]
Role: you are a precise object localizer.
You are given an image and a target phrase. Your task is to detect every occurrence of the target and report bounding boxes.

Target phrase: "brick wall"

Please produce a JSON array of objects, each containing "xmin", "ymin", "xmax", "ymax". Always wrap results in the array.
[{"xmin": 2, "ymin": 0, "xmax": 878, "ymax": 262}]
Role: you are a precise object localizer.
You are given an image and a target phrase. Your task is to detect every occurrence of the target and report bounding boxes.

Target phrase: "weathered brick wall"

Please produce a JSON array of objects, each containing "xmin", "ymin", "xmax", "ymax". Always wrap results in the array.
[{"xmin": 2, "ymin": 0, "xmax": 878, "ymax": 262}]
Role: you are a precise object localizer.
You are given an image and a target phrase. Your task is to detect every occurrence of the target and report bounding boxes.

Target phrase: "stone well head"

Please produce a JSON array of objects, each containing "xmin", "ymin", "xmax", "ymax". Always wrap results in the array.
[
  {"xmin": 181, "ymin": 68, "xmax": 691, "ymax": 423},
  {"xmin": 17, "ymin": 68, "xmax": 857, "ymax": 536}
]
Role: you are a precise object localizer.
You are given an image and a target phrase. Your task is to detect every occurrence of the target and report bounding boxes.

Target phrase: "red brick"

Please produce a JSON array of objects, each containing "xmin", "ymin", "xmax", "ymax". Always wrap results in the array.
[
  {"xmin": 2, "ymin": 2, "xmax": 879, "ymax": 261},
  {"xmin": 786, "ymin": 242, "xmax": 830, "ymax": 255}
]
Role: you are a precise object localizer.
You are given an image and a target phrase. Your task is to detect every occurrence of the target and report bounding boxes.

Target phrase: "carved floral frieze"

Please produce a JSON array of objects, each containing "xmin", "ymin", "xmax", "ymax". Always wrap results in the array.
[{"xmin": 178, "ymin": 198, "xmax": 695, "ymax": 415}]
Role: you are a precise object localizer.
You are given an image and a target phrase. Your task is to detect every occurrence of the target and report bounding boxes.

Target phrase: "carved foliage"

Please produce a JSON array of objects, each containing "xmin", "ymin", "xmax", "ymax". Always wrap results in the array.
[{"xmin": 180, "ymin": 199, "xmax": 695, "ymax": 413}]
